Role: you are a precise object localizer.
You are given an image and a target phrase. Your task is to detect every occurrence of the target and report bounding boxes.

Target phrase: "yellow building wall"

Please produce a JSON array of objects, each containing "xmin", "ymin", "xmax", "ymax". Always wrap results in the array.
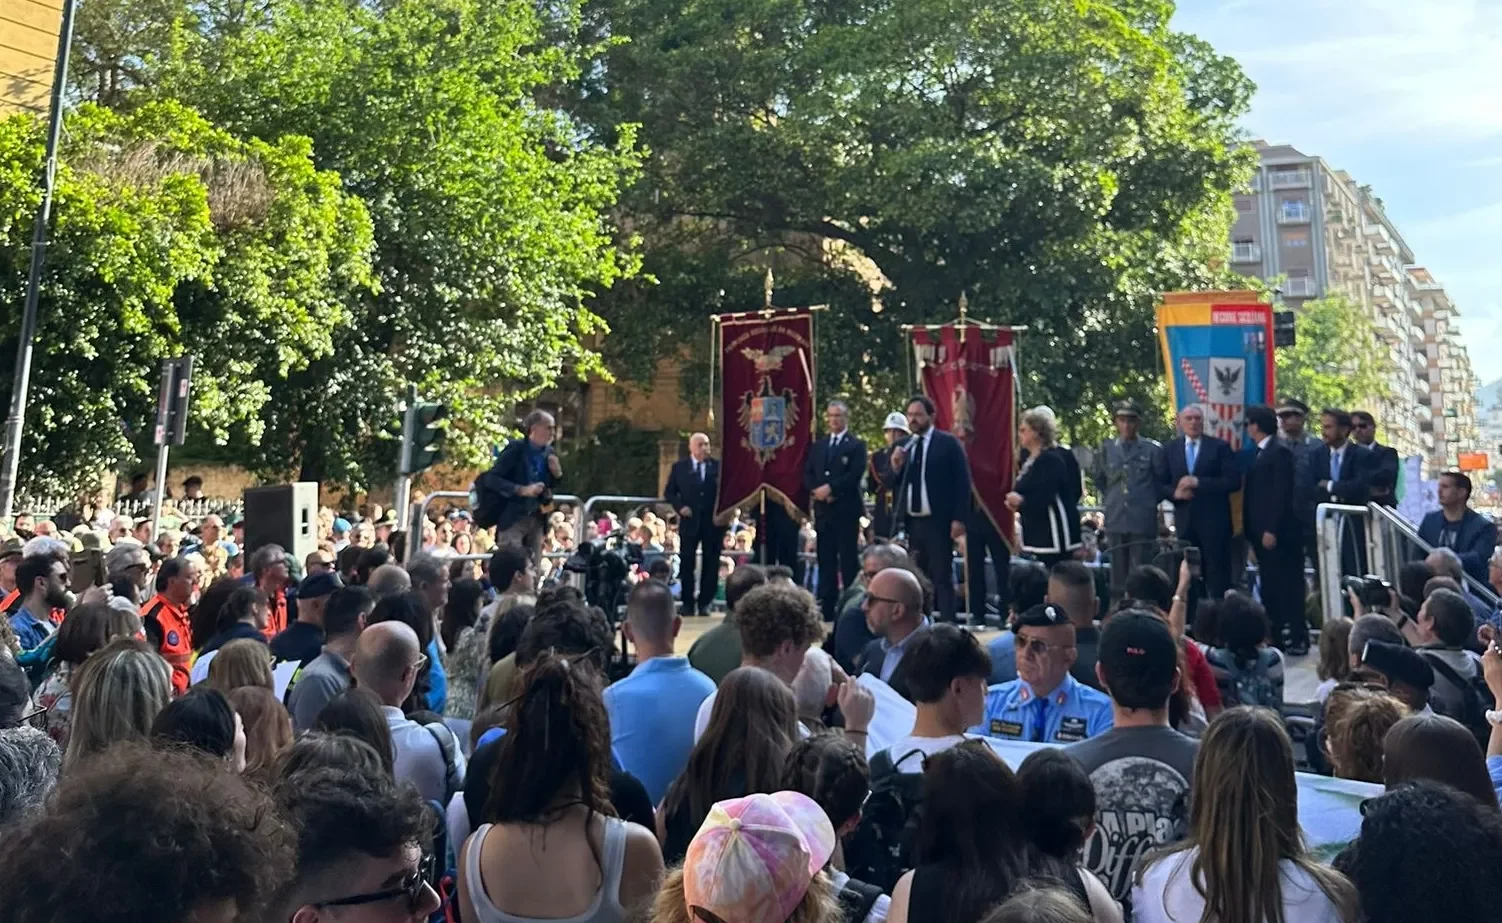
[{"xmin": 1, "ymin": 0, "xmax": 63, "ymax": 115}]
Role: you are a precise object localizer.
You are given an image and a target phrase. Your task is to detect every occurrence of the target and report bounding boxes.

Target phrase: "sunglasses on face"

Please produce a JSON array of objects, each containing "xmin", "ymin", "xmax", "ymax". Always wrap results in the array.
[
  {"xmin": 862, "ymin": 592, "xmax": 902, "ymax": 607},
  {"xmin": 1017, "ymin": 636, "xmax": 1074, "ymax": 657},
  {"xmin": 312, "ymin": 854, "xmax": 434, "ymax": 913}
]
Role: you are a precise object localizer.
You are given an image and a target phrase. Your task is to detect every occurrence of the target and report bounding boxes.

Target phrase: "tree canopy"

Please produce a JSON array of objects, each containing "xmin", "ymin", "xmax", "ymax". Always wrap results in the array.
[
  {"xmin": 578, "ymin": 0, "xmax": 1256, "ymax": 441},
  {"xmin": 1276, "ymin": 292, "xmax": 1392, "ymax": 413}
]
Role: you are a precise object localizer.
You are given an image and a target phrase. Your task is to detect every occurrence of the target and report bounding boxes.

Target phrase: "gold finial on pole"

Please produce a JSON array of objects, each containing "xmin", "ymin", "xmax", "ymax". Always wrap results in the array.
[
  {"xmin": 957, "ymin": 290, "xmax": 969, "ymax": 326},
  {"xmin": 764, "ymin": 267, "xmax": 775, "ymax": 310}
]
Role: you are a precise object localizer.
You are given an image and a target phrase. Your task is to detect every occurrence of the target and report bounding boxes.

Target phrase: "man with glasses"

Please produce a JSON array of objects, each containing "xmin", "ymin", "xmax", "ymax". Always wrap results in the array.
[
  {"xmin": 855, "ymin": 567, "xmax": 928, "ymax": 702},
  {"xmin": 831, "ymin": 544, "xmax": 907, "ymax": 674},
  {"xmin": 273, "ymin": 767, "xmax": 442, "ymax": 923},
  {"xmin": 1350, "ymin": 410, "xmax": 1399, "ymax": 507},
  {"xmin": 351, "ymin": 621, "xmax": 464, "ymax": 804},
  {"xmin": 973, "ymin": 603, "xmax": 1111, "ymax": 743}
]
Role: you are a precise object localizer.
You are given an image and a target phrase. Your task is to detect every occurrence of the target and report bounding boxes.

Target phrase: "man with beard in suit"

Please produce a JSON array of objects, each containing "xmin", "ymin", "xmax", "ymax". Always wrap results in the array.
[
  {"xmin": 891, "ymin": 395, "xmax": 971, "ymax": 622},
  {"xmin": 1243, "ymin": 405, "xmax": 1307, "ymax": 654},
  {"xmin": 664, "ymin": 432, "xmax": 724, "ymax": 616},
  {"xmin": 1310, "ymin": 408, "xmax": 1372, "ymax": 578},
  {"xmin": 1350, "ymin": 410, "xmax": 1399, "ymax": 507},
  {"xmin": 804, "ymin": 400, "xmax": 868, "ymax": 621},
  {"xmin": 1154, "ymin": 404, "xmax": 1240, "ymax": 602}
]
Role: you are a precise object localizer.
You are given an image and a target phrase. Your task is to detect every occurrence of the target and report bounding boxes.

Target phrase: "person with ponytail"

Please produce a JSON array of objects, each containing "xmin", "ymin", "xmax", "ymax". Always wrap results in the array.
[
  {"xmin": 456, "ymin": 650, "xmax": 664, "ymax": 923},
  {"xmin": 1133, "ymin": 708, "xmax": 1357, "ymax": 923}
]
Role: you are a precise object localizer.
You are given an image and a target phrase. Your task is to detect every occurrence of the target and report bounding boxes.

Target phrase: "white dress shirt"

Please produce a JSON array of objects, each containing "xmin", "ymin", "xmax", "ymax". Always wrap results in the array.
[
  {"xmin": 908, "ymin": 430, "xmax": 932, "ymax": 517},
  {"xmin": 383, "ymin": 705, "xmax": 465, "ymax": 804}
]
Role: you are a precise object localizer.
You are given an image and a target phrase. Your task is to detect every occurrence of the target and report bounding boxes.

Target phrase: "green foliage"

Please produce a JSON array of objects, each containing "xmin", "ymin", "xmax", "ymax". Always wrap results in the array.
[
  {"xmin": 555, "ymin": 417, "xmax": 664, "ymax": 498},
  {"xmin": 578, "ymin": 0, "xmax": 1256, "ymax": 442},
  {"xmin": 1275, "ymin": 292, "xmax": 1392, "ymax": 412},
  {"xmin": 0, "ymin": 101, "xmax": 374, "ymax": 495},
  {"xmin": 143, "ymin": 0, "xmax": 643, "ymax": 488}
]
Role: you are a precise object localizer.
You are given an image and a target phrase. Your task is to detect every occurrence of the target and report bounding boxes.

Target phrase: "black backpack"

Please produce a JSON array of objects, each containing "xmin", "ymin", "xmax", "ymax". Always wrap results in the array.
[
  {"xmin": 1420, "ymin": 651, "xmax": 1493, "ymax": 749},
  {"xmin": 836, "ymin": 878, "xmax": 884, "ymax": 923},
  {"xmin": 469, "ymin": 469, "xmax": 504, "ymax": 530},
  {"xmin": 843, "ymin": 749, "xmax": 926, "ymax": 892}
]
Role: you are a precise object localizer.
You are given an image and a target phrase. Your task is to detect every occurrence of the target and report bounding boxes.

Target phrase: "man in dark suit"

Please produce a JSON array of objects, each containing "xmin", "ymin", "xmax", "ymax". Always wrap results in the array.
[
  {"xmin": 803, "ymin": 400, "xmax": 868, "ymax": 621},
  {"xmin": 1243, "ymin": 405, "xmax": 1308, "ymax": 654},
  {"xmin": 1154, "ymin": 404, "xmax": 1240, "ymax": 601},
  {"xmin": 1419, "ymin": 471, "xmax": 1498, "ymax": 587},
  {"xmin": 891, "ymin": 394, "xmax": 971, "ymax": 622},
  {"xmin": 481, "ymin": 409, "xmax": 562, "ymax": 567},
  {"xmin": 856, "ymin": 566, "xmax": 927, "ymax": 701},
  {"xmin": 1310, "ymin": 408, "xmax": 1372, "ymax": 577},
  {"xmin": 868, "ymin": 412, "xmax": 910, "ymax": 541},
  {"xmin": 1351, "ymin": 410, "xmax": 1399, "ymax": 507},
  {"xmin": 664, "ymin": 432, "xmax": 724, "ymax": 615}
]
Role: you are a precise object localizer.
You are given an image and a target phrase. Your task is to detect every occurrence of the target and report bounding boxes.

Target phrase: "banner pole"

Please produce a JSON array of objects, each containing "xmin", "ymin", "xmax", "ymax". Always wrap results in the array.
[
  {"xmin": 708, "ymin": 316, "xmax": 718, "ymax": 428},
  {"xmin": 759, "ymin": 490, "xmax": 767, "ymax": 567}
]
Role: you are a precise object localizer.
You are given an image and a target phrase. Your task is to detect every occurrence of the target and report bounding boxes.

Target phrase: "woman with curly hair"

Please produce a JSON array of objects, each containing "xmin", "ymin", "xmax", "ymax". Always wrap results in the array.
[
  {"xmin": 1322, "ymin": 683, "xmax": 1408, "ymax": 784},
  {"xmin": 457, "ymin": 652, "xmax": 664, "ymax": 923},
  {"xmin": 0, "ymin": 742, "xmax": 293, "ymax": 923}
]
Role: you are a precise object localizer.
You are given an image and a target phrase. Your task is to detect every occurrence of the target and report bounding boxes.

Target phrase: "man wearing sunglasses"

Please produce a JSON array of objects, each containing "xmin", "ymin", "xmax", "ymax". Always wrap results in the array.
[
  {"xmin": 273, "ymin": 768, "xmax": 442, "ymax": 923},
  {"xmin": 972, "ymin": 603, "xmax": 1111, "ymax": 743},
  {"xmin": 1349, "ymin": 410, "xmax": 1398, "ymax": 508}
]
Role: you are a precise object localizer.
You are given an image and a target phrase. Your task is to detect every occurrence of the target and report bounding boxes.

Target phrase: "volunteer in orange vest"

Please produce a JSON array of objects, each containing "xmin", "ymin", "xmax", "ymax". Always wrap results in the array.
[
  {"xmin": 249, "ymin": 544, "xmax": 292, "ymax": 639},
  {"xmin": 141, "ymin": 556, "xmax": 202, "ymax": 694}
]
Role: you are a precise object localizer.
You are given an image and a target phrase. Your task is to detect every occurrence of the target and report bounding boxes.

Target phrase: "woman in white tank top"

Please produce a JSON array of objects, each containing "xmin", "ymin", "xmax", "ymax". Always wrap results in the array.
[{"xmin": 457, "ymin": 649, "xmax": 663, "ymax": 923}]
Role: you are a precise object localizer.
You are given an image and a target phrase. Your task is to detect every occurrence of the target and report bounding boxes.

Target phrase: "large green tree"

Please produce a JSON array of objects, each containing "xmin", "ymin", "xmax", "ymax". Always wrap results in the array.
[
  {"xmin": 146, "ymin": 0, "xmax": 642, "ymax": 487},
  {"xmin": 0, "ymin": 101, "xmax": 374, "ymax": 496},
  {"xmin": 1276, "ymin": 292, "xmax": 1392, "ymax": 411},
  {"xmin": 577, "ymin": 0, "xmax": 1255, "ymax": 443}
]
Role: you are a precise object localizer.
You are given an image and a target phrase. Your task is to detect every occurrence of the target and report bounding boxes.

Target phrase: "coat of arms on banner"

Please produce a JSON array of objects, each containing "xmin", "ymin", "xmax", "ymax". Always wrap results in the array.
[
  {"xmin": 738, "ymin": 377, "xmax": 800, "ymax": 464},
  {"xmin": 1183, "ymin": 356, "xmax": 1247, "ymax": 450},
  {"xmin": 951, "ymin": 383, "xmax": 977, "ymax": 442}
]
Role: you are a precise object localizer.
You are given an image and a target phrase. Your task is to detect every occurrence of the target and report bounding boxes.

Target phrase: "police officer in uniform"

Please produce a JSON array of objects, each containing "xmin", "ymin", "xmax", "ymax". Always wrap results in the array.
[
  {"xmin": 1091, "ymin": 400, "xmax": 1163, "ymax": 601},
  {"xmin": 1276, "ymin": 397, "xmax": 1322, "ymax": 566},
  {"xmin": 972, "ymin": 603, "xmax": 1112, "ymax": 744},
  {"xmin": 868, "ymin": 412, "xmax": 909, "ymax": 541}
]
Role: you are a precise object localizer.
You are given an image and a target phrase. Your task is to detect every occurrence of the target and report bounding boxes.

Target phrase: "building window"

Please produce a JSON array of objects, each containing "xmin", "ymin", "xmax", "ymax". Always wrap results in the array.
[
  {"xmin": 1284, "ymin": 229, "xmax": 1310, "ymax": 248},
  {"xmin": 1235, "ymin": 197, "xmax": 1255, "ymax": 214},
  {"xmin": 1280, "ymin": 200, "xmax": 1311, "ymax": 223},
  {"xmin": 1232, "ymin": 239, "xmax": 1260, "ymax": 262}
]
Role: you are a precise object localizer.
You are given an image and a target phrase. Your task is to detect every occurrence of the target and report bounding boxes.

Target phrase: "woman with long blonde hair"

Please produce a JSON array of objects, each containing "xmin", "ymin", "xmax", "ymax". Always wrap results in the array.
[
  {"xmin": 63, "ymin": 639, "xmax": 171, "ymax": 771},
  {"xmin": 1133, "ymin": 708, "xmax": 1356, "ymax": 923},
  {"xmin": 205, "ymin": 638, "xmax": 273, "ymax": 694}
]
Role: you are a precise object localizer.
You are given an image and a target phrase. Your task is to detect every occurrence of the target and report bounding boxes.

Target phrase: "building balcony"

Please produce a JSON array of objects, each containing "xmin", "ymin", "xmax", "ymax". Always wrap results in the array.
[
  {"xmin": 1364, "ymin": 223, "xmax": 1396, "ymax": 254},
  {"xmin": 1231, "ymin": 243, "xmax": 1262, "ymax": 263},
  {"xmin": 1373, "ymin": 284, "xmax": 1394, "ymax": 308},
  {"xmin": 1374, "ymin": 261, "xmax": 1398, "ymax": 285},
  {"xmin": 1283, "ymin": 277, "xmax": 1317, "ymax": 297},
  {"xmin": 1279, "ymin": 202, "xmax": 1313, "ymax": 224},
  {"xmin": 1271, "ymin": 169, "xmax": 1312, "ymax": 189}
]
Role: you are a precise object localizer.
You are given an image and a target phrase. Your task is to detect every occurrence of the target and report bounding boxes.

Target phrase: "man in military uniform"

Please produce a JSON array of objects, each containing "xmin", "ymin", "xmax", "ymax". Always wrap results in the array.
[
  {"xmin": 867, "ymin": 412, "xmax": 909, "ymax": 541},
  {"xmin": 1092, "ymin": 400, "xmax": 1164, "ymax": 602},
  {"xmin": 972, "ymin": 603, "xmax": 1113, "ymax": 744},
  {"xmin": 1277, "ymin": 397, "xmax": 1322, "ymax": 566}
]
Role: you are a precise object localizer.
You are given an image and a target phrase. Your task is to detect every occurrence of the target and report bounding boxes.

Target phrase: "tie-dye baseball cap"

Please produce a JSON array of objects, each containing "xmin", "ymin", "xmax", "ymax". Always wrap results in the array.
[{"xmin": 682, "ymin": 791, "xmax": 836, "ymax": 923}]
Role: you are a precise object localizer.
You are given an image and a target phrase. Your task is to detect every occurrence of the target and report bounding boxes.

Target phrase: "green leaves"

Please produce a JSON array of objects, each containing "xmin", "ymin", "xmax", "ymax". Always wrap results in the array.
[{"xmin": 1276, "ymin": 293, "xmax": 1393, "ymax": 413}]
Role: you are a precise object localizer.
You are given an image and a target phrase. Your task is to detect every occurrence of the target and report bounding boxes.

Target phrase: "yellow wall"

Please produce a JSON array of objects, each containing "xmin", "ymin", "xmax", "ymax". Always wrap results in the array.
[{"xmin": 1, "ymin": 0, "xmax": 63, "ymax": 115}]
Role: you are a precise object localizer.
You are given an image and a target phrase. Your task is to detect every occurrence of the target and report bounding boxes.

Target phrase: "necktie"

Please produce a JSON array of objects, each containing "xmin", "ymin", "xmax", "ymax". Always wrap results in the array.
[
  {"xmin": 1330, "ymin": 450, "xmax": 1340, "ymax": 483},
  {"xmin": 1028, "ymin": 697, "xmax": 1049, "ymax": 742},
  {"xmin": 908, "ymin": 435, "xmax": 926, "ymax": 514},
  {"xmin": 697, "ymin": 462, "xmax": 704, "ymax": 482},
  {"xmin": 1186, "ymin": 440, "xmax": 1197, "ymax": 473}
]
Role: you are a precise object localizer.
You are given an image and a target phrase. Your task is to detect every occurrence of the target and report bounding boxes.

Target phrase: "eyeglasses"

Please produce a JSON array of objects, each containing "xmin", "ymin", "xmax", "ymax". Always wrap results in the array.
[
  {"xmin": 313, "ymin": 854, "xmax": 434, "ymax": 912},
  {"xmin": 862, "ymin": 592, "xmax": 903, "ymax": 607},
  {"xmin": 1017, "ymin": 636, "xmax": 1075, "ymax": 657},
  {"xmin": 19, "ymin": 703, "xmax": 49, "ymax": 731},
  {"xmin": 410, "ymin": 653, "xmax": 430, "ymax": 675}
]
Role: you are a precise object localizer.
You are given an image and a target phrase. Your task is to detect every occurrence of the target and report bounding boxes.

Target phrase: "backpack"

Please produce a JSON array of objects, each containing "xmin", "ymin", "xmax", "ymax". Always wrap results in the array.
[
  {"xmin": 843, "ymin": 749, "xmax": 926, "ymax": 892},
  {"xmin": 1419, "ymin": 651, "xmax": 1492, "ymax": 749},
  {"xmin": 469, "ymin": 469, "xmax": 504, "ymax": 530},
  {"xmin": 424, "ymin": 722, "xmax": 463, "ymax": 806},
  {"xmin": 1216, "ymin": 647, "xmax": 1280, "ymax": 710},
  {"xmin": 836, "ymin": 878, "xmax": 885, "ymax": 923}
]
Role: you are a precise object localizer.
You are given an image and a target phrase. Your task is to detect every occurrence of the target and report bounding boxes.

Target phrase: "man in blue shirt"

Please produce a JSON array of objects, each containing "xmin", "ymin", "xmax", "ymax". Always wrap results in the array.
[
  {"xmin": 10, "ymin": 553, "xmax": 68, "ymax": 652},
  {"xmin": 974, "ymin": 603, "xmax": 1112, "ymax": 743},
  {"xmin": 605, "ymin": 578, "xmax": 716, "ymax": 804}
]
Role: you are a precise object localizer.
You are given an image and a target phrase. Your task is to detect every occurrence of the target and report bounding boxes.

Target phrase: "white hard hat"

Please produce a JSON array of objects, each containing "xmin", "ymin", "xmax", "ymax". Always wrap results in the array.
[{"xmin": 883, "ymin": 412, "xmax": 910, "ymax": 434}]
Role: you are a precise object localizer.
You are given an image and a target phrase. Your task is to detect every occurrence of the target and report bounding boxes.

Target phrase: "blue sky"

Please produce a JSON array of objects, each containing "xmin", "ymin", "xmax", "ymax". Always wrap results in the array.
[{"xmin": 1173, "ymin": 0, "xmax": 1502, "ymax": 387}]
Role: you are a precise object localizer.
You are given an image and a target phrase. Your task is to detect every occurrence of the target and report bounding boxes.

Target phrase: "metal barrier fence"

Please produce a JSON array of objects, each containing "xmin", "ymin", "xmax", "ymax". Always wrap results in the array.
[{"xmin": 12, "ymin": 495, "xmax": 244, "ymax": 522}]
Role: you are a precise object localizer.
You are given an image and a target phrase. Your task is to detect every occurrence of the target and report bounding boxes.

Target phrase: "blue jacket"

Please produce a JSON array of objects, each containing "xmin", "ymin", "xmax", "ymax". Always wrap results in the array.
[
  {"xmin": 1419, "ymin": 509, "xmax": 1497, "ymax": 587},
  {"xmin": 971, "ymin": 674, "xmax": 1113, "ymax": 744}
]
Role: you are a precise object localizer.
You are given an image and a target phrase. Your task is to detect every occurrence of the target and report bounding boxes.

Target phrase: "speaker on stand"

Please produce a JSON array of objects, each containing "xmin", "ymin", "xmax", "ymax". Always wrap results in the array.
[{"xmin": 243, "ymin": 482, "xmax": 320, "ymax": 566}]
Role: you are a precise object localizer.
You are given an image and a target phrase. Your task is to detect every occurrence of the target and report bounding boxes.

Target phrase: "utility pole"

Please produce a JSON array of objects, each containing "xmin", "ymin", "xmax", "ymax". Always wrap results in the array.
[
  {"xmin": 393, "ymin": 384, "xmax": 417, "ymax": 536},
  {"xmin": 0, "ymin": 0, "xmax": 81, "ymax": 518}
]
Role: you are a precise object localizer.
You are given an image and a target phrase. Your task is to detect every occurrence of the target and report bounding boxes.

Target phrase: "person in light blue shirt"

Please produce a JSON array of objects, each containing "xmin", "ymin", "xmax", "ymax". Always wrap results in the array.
[
  {"xmin": 987, "ymin": 631, "xmax": 1018, "ymax": 684},
  {"xmin": 973, "ymin": 603, "xmax": 1112, "ymax": 744},
  {"xmin": 604, "ymin": 578, "xmax": 716, "ymax": 804}
]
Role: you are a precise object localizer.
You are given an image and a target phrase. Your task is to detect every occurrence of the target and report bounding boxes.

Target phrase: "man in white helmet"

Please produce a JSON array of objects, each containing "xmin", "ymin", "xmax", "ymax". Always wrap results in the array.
[{"xmin": 868, "ymin": 411, "xmax": 910, "ymax": 541}]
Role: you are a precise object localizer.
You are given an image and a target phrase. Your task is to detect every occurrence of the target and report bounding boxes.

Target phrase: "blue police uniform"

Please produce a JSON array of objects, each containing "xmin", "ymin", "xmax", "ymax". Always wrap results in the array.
[{"xmin": 972, "ymin": 673, "xmax": 1113, "ymax": 744}]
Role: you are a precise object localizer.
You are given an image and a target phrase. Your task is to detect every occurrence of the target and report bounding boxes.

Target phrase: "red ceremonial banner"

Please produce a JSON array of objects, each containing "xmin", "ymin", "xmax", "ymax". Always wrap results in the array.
[
  {"xmin": 912, "ymin": 325, "xmax": 1016, "ymax": 540},
  {"xmin": 715, "ymin": 312, "xmax": 815, "ymax": 523}
]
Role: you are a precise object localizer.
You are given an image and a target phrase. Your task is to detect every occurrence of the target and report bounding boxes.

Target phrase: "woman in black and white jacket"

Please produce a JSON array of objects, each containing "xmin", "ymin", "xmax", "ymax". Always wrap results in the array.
[{"xmin": 1006, "ymin": 406, "xmax": 1082, "ymax": 568}]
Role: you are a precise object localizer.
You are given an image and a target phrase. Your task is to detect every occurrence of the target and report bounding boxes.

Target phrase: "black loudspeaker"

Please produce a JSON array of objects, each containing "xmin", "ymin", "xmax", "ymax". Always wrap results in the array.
[{"xmin": 243, "ymin": 482, "xmax": 319, "ymax": 565}]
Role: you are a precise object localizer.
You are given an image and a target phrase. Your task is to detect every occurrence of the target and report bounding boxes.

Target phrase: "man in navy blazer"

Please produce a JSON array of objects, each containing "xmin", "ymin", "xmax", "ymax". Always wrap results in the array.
[
  {"xmin": 1243, "ymin": 405, "xmax": 1308, "ymax": 654},
  {"xmin": 803, "ymin": 400, "xmax": 868, "ymax": 620},
  {"xmin": 1154, "ymin": 404, "xmax": 1240, "ymax": 601},
  {"xmin": 1419, "ymin": 471, "xmax": 1497, "ymax": 588},
  {"xmin": 664, "ymin": 433, "xmax": 724, "ymax": 615},
  {"xmin": 1351, "ymin": 410, "xmax": 1400, "ymax": 507},
  {"xmin": 1309, "ymin": 409, "xmax": 1372, "ymax": 577},
  {"xmin": 892, "ymin": 395, "xmax": 971, "ymax": 622}
]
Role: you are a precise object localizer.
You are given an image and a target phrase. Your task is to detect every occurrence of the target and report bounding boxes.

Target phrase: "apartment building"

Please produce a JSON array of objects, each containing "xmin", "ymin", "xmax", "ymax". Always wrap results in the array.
[
  {"xmin": 1229, "ymin": 141, "xmax": 1477, "ymax": 471},
  {"xmin": 1, "ymin": 0, "xmax": 65, "ymax": 114}
]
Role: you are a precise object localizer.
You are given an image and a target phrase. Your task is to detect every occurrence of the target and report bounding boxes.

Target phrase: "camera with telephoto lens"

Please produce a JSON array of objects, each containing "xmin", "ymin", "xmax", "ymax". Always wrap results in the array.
[{"xmin": 1343, "ymin": 574, "xmax": 1392, "ymax": 611}]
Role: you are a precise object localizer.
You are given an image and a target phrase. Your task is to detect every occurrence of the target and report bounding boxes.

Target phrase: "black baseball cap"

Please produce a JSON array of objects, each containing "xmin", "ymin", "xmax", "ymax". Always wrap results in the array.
[
  {"xmin": 1098, "ymin": 610, "xmax": 1178, "ymax": 687},
  {"xmin": 299, "ymin": 571, "xmax": 344, "ymax": 600},
  {"xmin": 1016, "ymin": 603, "xmax": 1071, "ymax": 630}
]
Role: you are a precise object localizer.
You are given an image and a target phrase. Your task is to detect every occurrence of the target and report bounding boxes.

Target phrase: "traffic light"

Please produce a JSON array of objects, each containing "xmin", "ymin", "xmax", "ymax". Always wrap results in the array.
[{"xmin": 401, "ymin": 400, "xmax": 447, "ymax": 475}]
